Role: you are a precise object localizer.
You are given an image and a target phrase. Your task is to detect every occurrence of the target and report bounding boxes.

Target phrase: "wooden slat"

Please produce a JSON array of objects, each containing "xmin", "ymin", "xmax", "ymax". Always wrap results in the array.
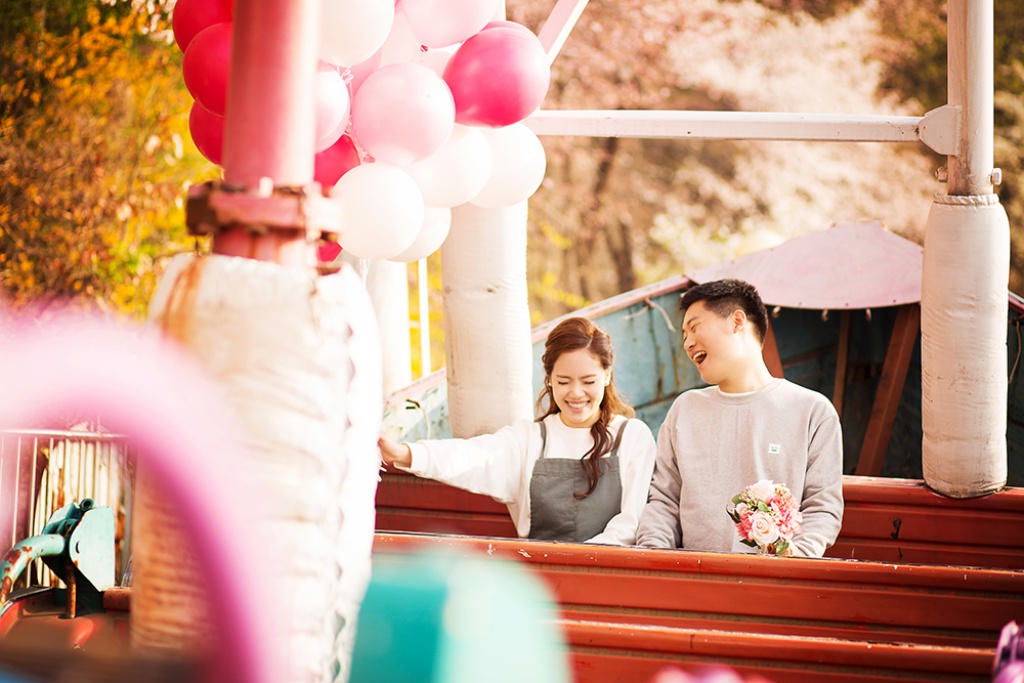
[
  {"xmin": 832, "ymin": 310, "xmax": 852, "ymax": 417},
  {"xmin": 536, "ymin": 568, "xmax": 1019, "ymax": 634},
  {"xmin": 838, "ymin": 504, "xmax": 1024, "ymax": 548},
  {"xmin": 763, "ymin": 318, "xmax": 785, "ymax": 378},
  {"xmin": 570, "ymin": 651, "xmax": 986, "ymax": 683},
  {"xmin": 373, "ymin": 532, "xmax": 1024, "ymax": 594},
  {"xmin": 826, "ymin": 538, "xmax": 1024, "ymax": 569},
  {"xmin": 842, "ymin": 476, "xmax": 1024, "ymax": 511},
  {"xmin": 376, "ymin": 471, "xmax": 510, "ymax": 514},
  {"xmin": 374, "ymin": 509, "xmax": 515, "ymax": 538},
  {"xmin": 855, "ymin": 304, "xmax": 921, "ymax": 475},
  {"xmin": 564, "ymin": 623, "xmax": 993, "ymax": 683},
  {"xmin": 558, "ymin": 608, "xmax": 995, "ymax": 649}
]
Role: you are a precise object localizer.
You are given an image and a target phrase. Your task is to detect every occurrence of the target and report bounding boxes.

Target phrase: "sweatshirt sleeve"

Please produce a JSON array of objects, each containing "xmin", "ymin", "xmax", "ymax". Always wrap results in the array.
[
  {"xmin": 635, "ymin": 410, "xmax": 684, "ymax": 548},
  {"xmin": 790, "ymin": 404, "xmax": 844, "ymax": 557},
  {"xmin": 401, "ymin": 421, "xmax": 532, "ymax": 505},
  {"xmin": 586, "ymin": 418, "xmax": 658, "ymax": 546}
]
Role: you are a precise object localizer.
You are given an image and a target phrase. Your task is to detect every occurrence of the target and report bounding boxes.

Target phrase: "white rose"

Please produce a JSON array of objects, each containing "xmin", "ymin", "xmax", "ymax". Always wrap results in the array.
[
  {"xmin": 749, "ymin": 510, "xmax": 781, "ymax": 548},
  {"xmin": 747, "ymin": 479, "xmax": 776, "ymax": 502}
]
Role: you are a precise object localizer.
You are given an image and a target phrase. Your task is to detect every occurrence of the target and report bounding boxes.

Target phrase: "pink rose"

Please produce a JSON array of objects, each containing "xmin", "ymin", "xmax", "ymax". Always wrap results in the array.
[
  {"xmin": 747, "ymin": 479, "xmax": 776, "ymax": 502},
  {"xmin": 749, "ymin": 510, "xmax": 781, "ymax": 547}
]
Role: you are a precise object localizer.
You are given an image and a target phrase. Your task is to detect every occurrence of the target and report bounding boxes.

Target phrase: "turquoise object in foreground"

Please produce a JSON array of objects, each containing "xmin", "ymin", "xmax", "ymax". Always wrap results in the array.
[{"xmin": 350, "ymin": 551, "xmax": 570, "ymax": 683}]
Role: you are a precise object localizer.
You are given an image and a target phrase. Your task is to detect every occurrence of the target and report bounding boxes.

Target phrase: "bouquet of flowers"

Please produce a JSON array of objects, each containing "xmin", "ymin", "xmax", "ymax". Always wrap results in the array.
[{"xmin": 727, "ymin": 479, "xmax": 802, "ymax": 556}]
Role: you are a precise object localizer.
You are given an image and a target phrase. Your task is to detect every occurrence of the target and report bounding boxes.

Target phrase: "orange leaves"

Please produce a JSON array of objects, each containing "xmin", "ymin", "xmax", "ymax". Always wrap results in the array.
[{"xmin": 1, "ymin": 1, "xmax": 201, "ymax": 318}]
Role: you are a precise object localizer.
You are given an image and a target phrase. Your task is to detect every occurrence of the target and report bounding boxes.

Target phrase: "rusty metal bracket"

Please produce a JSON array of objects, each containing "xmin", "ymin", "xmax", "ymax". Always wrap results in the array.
[{"xmin": 185, "ymin": 179, "xmax": 344, "ymax": 243}]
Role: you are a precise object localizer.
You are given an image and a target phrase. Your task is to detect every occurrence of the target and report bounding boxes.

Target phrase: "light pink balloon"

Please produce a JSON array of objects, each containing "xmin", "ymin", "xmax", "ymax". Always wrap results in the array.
[
  {"xmin": 402, "ymin": 0, "xmax": 501, "ymax": 48},
  {"xmin": 315, "ymin": 65, "xmax": 352, "ymax": 152},
  {"xmin": 352, "ymin": 63, "xmax": 455, "ymax": 166},
  {"xmin": 443, "ymin": 26, "xmax": 550, "ymax": 128},
  {"xmin": 346, "ymin": 48, "xmax": 383, "ymax": 96},
  {"xmin": 379, "ymin": 8, "xmax": 424, "ymax": 66}
]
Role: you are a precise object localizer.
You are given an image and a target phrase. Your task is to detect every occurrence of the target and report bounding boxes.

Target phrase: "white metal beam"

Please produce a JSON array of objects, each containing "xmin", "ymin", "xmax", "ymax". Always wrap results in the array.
[
  {"xmin": 525, "ymin": 105, "xmax": 960, "ymax": 155},
  {"xmin": 537, "ymin": 0, "xmax": 590, "ymax": 65}
]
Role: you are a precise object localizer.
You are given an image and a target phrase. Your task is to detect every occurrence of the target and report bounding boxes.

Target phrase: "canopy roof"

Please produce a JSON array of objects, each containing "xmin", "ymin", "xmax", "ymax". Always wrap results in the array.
[{"xmin": 688, "ymin": 221, "xmax": 923, "ymax": 310}]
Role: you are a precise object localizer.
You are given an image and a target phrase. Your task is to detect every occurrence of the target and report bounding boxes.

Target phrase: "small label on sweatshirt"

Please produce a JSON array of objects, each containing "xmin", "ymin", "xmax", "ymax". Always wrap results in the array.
[{"xmin": 768, "ymin": 443, "xmax": 782, "ymax": 455}]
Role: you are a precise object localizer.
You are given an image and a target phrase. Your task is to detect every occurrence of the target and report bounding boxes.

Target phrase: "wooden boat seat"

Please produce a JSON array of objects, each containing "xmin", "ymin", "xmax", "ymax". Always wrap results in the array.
[
  {"xmin": 375, "ymin": 472, "xmax": 1024, "ymax": 569},
  {"xmin": 374, "ymin": 532, "xmax": 1024, "ymax": 683},
  {"xmin": 828, "ymin": 476, "xmax": 1024, "ymax": 569}
]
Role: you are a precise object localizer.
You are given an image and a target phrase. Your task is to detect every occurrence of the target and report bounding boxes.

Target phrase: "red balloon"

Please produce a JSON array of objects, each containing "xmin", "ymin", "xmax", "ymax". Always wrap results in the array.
[
  {"xmin": 443, "ymin": 27, "xmax": 550, "ymax": 128},
  {"xmin": 182, "ymin": 22, "xmax": 233, "ymax": 117},
  {"xmin": 188, "ymin": 102, "xmax": 225, "ymax": 166},
  {"xmin": 172, "ymin": 0, "xmax": 233, "ymax": 52},
  {"xmin": 318, "ymin": 242, "xmax": 343, "ymax": 263},
  {"xmin": 314, "ymin": 135, "xmax": 362, "ymax": 188}
]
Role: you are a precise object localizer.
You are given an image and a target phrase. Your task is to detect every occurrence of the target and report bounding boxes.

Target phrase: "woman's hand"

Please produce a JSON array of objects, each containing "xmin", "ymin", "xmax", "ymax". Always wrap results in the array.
[{"xmin": 378, "ymin": 432, "xmax": 413, "ymax": 468}]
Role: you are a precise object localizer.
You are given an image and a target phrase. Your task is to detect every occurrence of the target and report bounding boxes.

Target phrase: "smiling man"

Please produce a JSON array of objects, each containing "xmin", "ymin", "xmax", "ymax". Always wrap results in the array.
[{"xmin": 635, "ymin": 279, "xmax": 844, "ymax": 557}]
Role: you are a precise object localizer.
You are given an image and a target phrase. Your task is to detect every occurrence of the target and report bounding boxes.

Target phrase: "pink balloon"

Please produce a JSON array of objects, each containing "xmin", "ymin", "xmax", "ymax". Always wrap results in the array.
[
  {"xmin": 172, "ymin": 0, "xmax": 233, "ymax": 52},
  {"xmin": 188, "ymin": 101, "xmax": 225, "ymax": 165},
  {"xmin": 352, "ymin": 63, "xmax": 455, "ymax": 166},
  {"xmin": 482, "ymin": 20, "xmax": 536, "ymax": 38},
  {"xmin": 346, "ymin": 49, "xmax": 383, "ymax": 96},
  {"xmin": 182, "ymin": 22, "xmax": 233, "ymax": 117},
  {"xmin": 443, "ymin": 26, "xmax": 550, "ymax": 128},
  {"xmin": 315, "ymin": 134, "xmax": 362, "ymax": 188}
]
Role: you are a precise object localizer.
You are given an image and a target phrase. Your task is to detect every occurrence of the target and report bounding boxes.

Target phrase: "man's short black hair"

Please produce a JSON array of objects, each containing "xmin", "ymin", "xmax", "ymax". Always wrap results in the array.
[{"xmin": 680, "ymin": 278, "xmax": 769, "ymax": 344}]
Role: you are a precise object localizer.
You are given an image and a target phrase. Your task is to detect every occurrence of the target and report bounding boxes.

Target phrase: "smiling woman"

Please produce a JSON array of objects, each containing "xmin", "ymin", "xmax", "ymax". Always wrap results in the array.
[{"xmin": 378, "ymin": 316, "xmax": 657, "ymax": 545}]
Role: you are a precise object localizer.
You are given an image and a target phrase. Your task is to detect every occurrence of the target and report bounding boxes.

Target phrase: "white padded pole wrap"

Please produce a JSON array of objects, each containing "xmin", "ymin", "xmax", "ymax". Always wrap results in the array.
[
  {"xmin": 441, "ymin": 203, "xmax": 534, "ymax": 437},
  {"xmin": 145, "ymin": 254, "xmax": 382, "ymax": 683},
  {"xmin": 921, "ymin": 193, "xmax": 1009, "ymax": 497}
]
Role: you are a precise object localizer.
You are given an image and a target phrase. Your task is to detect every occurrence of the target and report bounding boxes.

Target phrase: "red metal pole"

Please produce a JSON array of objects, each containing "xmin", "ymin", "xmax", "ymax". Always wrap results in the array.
[{"xmin": 214, "ymin": 0, "xmax": 321, "ymax": 265}]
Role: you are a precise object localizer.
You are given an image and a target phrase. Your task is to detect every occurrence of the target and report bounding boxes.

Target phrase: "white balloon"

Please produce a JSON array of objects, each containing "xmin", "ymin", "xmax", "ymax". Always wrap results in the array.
[
  {"xmin": 320, "ymin": 0, "xmax": 394, "ymax": 67},
  {"xmin": 315, "ymin": 65, "xmax": 351, "ymax": 153},
  {"xmin": 379, "ymin": 9, "xmax": 421, "ymax": 66},
  {"xmin": 332, "ymin": 163, "xmax": 424, "ymax": 260},
  {"xmin": 389, "ymin": 206, "xmax": 452, "ymax": 262},
  {"xmin": 402, "ymin": 0, "xmax": 502, "ymax": 49},
  {"xmin": 470, "ymin": 124, "xmax": 547, "ymax": 208},
  {"xmin": 380, "ymin": 8, "xmax": 460, "ymax": 75},
  {"xmin": 403, "ymin": 125, "xmax": 491, "ymax": 207}
]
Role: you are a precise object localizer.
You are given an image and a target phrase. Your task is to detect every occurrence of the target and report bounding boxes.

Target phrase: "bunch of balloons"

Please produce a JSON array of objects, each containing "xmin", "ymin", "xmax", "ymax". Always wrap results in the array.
[{"xmin": 174, "ymin": 0, "xmax": 551, "ymax": 262}]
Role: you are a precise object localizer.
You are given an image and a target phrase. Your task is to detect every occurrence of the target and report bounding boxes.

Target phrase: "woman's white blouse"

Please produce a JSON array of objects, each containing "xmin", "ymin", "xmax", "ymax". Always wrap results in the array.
[{"xmin": 401, "ymin": 413, "xmax": 657, "ymax": 545}]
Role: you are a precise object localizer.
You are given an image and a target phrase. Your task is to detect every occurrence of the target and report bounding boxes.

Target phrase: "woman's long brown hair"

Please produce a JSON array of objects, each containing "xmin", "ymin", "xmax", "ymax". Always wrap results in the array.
[{"xmin": 535, "ymin": 317, "xmax": 634, "ymax": 498}]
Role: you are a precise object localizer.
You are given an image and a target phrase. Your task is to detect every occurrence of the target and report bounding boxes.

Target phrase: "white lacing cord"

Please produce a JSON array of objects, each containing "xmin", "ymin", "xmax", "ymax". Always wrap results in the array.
[{"xmin": 624, "ymin": 297, "xmax": 676, "ymax": 334}]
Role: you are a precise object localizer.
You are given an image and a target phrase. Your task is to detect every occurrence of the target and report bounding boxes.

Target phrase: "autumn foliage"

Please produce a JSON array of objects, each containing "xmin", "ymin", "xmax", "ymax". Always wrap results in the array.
[{"xmin": 0, "ymin": 3, "xmax": 210, "ymax": 317}]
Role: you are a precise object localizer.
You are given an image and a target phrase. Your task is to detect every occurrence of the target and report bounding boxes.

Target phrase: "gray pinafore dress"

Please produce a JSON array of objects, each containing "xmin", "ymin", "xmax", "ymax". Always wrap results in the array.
[{"xmin": 528, "ymin": 419, "xmax": 627, "ymax": 542}]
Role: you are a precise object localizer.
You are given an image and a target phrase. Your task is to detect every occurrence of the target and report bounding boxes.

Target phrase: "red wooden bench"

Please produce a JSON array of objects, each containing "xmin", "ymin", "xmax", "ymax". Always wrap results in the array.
[
  {"xmin": 375, "ymin": 472, "xmax": 1024, "ymax": 569},
  {"xmin": 373, "ymin": 532, "xmax": 1024, "ymax": 683}
]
